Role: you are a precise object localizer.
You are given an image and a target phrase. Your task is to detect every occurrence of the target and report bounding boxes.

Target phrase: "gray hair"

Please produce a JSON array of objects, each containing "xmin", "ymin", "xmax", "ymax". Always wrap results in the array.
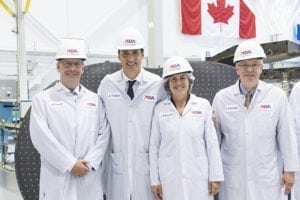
[{"xmin": 164, "ymin": 72, "xmax": 195, "ymax": 94}]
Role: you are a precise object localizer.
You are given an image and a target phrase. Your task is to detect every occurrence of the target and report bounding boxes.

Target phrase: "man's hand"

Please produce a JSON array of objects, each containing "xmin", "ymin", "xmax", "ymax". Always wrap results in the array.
[
  {"xmin": 151, "ymin": 184, "xmax": 163, "ymax": 200},
  {"xmin": 209, "ymin": 181, "xmax": 220, "ymax": 196},
  {"xmin": 281, "ymin": 172, "xmax": 295, "ymax": 195},
  {"xmin": 71, "ymin": 160, "xmax": 89, "ymax": 177},
  {"xmin": 212, "ymin": 116, "xmax": 217, "ymax": 127}
]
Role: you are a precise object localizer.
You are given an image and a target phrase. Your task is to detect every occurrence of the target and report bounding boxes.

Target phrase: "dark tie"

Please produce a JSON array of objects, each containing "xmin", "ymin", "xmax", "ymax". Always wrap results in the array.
[
  {"xmin": 244, "ymin": 91, "xmax": 252, "ymax": 109},
  {"xmin": 70, "ymin": 90, "xmax": 77, "ymax": 96},
  {"xmin": 127, "ymin": 80, "xmax": 136, "ymax": 100}
]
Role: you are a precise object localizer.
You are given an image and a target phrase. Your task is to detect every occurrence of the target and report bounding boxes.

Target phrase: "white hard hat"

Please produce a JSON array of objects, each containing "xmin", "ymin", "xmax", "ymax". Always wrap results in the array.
[
  {"xmin": 162, "ymin": 56, "xmax": 193, "ymax": 78},
  {"xmin": 116, "ymin": 28, "xmax": 144, "ymax": 50},
  {"xmin": 233, "ymin": 40, "xmax": 266, "ymax": 63},
  {"xmin": 56, "ymin": 38, "xmax": 87, "ymax": 60}
]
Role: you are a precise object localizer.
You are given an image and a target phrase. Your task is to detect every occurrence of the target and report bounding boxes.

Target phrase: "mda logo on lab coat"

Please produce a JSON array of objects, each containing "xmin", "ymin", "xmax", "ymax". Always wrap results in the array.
[
  {"xmin": 143, "ymin": 95, "xmax": 156, "ymax": 102},
  {"xmin": 259, "ymin": 103, "xmax": 272, "ymax": 111}
]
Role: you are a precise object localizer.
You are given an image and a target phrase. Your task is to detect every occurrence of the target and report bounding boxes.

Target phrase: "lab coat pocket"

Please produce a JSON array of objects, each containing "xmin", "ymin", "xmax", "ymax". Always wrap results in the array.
[
  {"xmin": 78, "ymin": 170, "xmax": 102, "ymax": 199},
  {"xmin": 223, "ymin": 164, "xmax": 240, "ymax": 188},
  {"xmin": 258, "ymin": 155, "xmax": 280, "ymax": 185},
  {"xmin": 40, "ymin": 162, "xmax": 65, "ymax": 199},
  {"xmin": 182, "ymin": 153, "xmax": 207, "ymax": 180},
  {"xmin": 186, "ymin": 116, "xmax": 205, "ymax": 139},
  {"xmin": 136, "ymin": 152, "xmax": 150, "ymax": 175},
  {"xmin": 81, "ymin": 114, "xmax": 98, "ymax": 148},
  {"xmin": 221, "ymin": 125, "xmax": 240, "ymax": 151},
  {"xmin": 185, "ymin": 132, "xmax": 204, "ymax": 158},
  {"xmin": 256, "ymin": 119, "xmax": 276, "ymax": 138},
  {"xmin": 83, "ymin": 112, "xmax": 98, "ymax": 132},
  {"xmin": 110, "ymin": 152, "xmax": 123, "ymax": 175},
  {"xmin": 255, "ymin": 109, "xmax": 276, "ymax": 136},
  {"xmin": 159, "ymin": 156, "xmax": 175, "ymax": 181}
]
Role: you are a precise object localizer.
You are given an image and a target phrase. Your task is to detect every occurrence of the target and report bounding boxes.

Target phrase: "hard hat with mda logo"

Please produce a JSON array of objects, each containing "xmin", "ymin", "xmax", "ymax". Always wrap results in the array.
[
  {"xmin": 233, "ymin": 40, "xmax": 266, "ymax": 63},
  {"xmin": 115, "ymin": 28, "xmax": 144, "ymax": 50},
  {"xmin": 162, "ymin": 56, "xmax": 193, "ymax": 78},
  {"xmin": 56, "ymin": 38, "xmax": 87, "ymax": 60}
]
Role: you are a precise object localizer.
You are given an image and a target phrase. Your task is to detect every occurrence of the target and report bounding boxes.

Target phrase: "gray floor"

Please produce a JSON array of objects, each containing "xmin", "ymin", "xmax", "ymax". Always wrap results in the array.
[
  {"xmin": 0, "ymin": 144, "xmax": 23, "ymax": 200},
  {"xmin": 0, "ymin": 166, "xmax": 23, "ymax": 200}
]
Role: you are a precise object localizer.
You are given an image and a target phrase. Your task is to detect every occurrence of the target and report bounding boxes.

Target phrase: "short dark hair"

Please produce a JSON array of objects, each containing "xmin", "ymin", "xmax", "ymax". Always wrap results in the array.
[{"xmin": 118, "ymin": 48, "xmax": 144, "ymax": 55}]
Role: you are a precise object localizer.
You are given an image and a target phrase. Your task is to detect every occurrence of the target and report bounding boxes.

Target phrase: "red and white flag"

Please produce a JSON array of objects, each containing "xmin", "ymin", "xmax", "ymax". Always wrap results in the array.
[{"xmin": 181, "ymin": 0, "xmax": 256, "ymax": 39}]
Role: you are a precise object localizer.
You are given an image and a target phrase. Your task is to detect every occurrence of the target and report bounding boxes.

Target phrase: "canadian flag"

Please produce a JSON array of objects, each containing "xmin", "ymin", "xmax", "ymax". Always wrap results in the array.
[{"xmin": 181, "ymin": 0, "xmax": 256, "ymax": 39}]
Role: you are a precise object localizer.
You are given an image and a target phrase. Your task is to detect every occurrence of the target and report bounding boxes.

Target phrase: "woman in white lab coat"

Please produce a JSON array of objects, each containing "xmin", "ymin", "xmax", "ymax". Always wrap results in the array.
[{"xmin": 149, "ymin": 56, "xmax": 224, "ymax": 200}]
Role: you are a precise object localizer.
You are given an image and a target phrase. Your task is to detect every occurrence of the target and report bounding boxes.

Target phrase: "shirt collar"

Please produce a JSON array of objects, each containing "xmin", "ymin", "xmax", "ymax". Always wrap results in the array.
[
  {"xmin": 239, "ymin": 80, "xmax": 256, "ymax": 96},
  {"xmin": 58, "ymin": 81, "xmax": 80, "ymax": 95},
  {"xmin": 121, "ymin": 69, "xmax": 142, "ymax": 84}
]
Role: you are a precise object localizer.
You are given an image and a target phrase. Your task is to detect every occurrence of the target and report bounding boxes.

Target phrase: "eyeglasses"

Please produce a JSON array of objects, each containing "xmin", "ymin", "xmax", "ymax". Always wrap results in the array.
[
  {"xmin": 60, "ymin": 61, "xmax": 84, "ymax": 68},
  {"xmin": 237, "ymin": 63, "xmax": 262, "ymax": 70}
]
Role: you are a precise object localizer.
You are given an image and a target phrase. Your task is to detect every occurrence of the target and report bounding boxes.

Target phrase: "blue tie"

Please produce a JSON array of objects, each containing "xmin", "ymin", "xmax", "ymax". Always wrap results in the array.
[{"xmin": 127, "ymin": 80, "xmax": 136, "ymax": 100}]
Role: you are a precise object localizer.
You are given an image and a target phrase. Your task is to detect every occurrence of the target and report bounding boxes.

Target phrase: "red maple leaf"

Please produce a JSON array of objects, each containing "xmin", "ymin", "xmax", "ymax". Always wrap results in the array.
[{"xmin": 207, "ymin": 0, "xmax": 234, "ymax": 24}]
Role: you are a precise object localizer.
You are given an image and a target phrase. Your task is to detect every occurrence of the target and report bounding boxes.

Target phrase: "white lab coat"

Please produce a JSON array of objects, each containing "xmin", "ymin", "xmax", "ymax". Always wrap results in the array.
[
  {"xmin": 149, "ymin": 94, "xmax": 224, "ymax": 200},
  {"xmin": 97, "ymin": 69, "xmax": 165, "ymax": 200},
  {"xmin": 212, "ymin": 80, "xmax": 299, "ymax": 200},
  {"xmin": 30, "ymin": 83, "xmax": 110, "ymax": 200},
  {"xmin": 289, "ymin": 82, "xmax": 300, "ymax": 200}
]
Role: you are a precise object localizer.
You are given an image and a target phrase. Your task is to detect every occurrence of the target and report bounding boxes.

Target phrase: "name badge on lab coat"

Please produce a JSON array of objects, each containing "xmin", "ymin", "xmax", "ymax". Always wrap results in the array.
[
  {"xmin": 49, "ymin": 101, "xmax": 64, "ymax": 107},
  {"xmin": 225, "ymin": 104, "xmax": 239, "ymax": 112},
  {"xmin": 160, "ymin": 112, "xmax": 174, "ymax": 120},
  {"xmin": 108, "ymin": 92, "xmax": 121, "ymax": 99}
]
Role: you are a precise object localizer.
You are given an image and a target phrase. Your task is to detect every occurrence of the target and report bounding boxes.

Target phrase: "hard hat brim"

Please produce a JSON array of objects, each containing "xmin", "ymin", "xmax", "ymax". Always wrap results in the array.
[
  {"xmin": 162, "ymin": 70, "xmax": 193, "ymax": 79},
  {"xmin": 234, "ymin": 56, "xmax": 265, "ymax": 63},
  {"xmin": 117, "ymin": 45, "xmax": 144, "ymax": 50},
  {"xmin": 56, "ymin": 56, "xmax": 87, "ymax": 61}
]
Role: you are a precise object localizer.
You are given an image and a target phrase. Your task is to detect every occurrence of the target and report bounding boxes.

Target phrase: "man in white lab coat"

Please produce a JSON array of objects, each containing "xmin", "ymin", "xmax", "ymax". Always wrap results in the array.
[
  {"xmin": 212, "ymin": 41, "xmax": 299, "ymax": 200},
  {"xmin": 97, "ymin": 28, "xmax": 165, "ymax": 200},
  {"xmin": 30, "ymin": 38, "xmax": 110, "ymax": 200},
  {"xmin": 289, "ymin": 81, "xmax": 300, "ymax": 200}
]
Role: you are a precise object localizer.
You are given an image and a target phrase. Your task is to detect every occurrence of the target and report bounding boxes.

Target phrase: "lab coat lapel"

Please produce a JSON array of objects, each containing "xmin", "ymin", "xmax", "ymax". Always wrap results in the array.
[
  {"xmin": 232, "ymin": 80, "xmax": 245, "ymax": 108},
  {"xmin": 133, "ymin": 69, "xmax": 157, "ymax": 101},
  {"xmin": 250, "ymin": 81, "xmax": 272, "ymax": 107},
  {"xmin": 131, "ymin": 70, "xmax": 149, "ymax": 102},
  {"xmin": 110, "ymin": 71, "xmax": 128, "ymax": 98},
  {"xmin": 181, "ymin": 94, "xmax": 194, "ymax": 116},
  {"xmin": 133, "ymin": 82, "xmax": 146, "ymax": 102}
]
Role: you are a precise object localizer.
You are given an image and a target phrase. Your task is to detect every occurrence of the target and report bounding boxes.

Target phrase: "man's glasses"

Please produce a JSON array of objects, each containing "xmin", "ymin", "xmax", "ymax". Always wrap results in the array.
[
  {"xmin": 237, "ymin": 63, "xmax": 262, "ymax": 70},
  {"xmin": 60, "ymin": 61, "xmax": 84, "ymax": 68}
]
